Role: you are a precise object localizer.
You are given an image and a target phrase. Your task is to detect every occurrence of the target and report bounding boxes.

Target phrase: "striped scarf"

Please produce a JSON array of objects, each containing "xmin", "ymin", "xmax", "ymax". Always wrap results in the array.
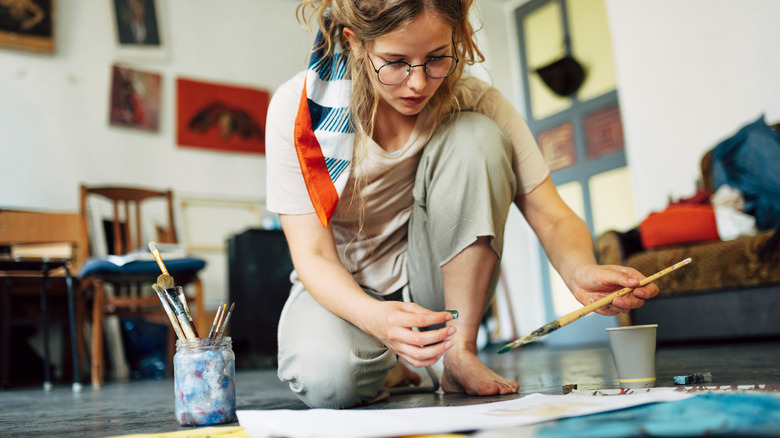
[{"xmin": 294, "ymin": 29, "xmax": 354, "ymax": 227}]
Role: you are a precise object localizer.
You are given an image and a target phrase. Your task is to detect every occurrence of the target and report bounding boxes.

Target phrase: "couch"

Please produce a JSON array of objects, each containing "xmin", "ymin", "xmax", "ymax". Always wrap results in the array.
[{"xmin": 597, "ymin": 117, "xmax": 780, "ymax": 343}]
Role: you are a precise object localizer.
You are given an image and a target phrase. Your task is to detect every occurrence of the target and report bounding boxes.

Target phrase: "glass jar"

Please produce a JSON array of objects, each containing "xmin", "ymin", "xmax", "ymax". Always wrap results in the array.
[{"xmin": 174, "ymin": 337, "xmax": 236, "ymax": 426}]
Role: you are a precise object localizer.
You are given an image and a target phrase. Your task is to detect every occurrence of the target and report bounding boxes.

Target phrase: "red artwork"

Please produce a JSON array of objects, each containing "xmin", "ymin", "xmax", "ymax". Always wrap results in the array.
[
  {"xmin": 537, "ymin": 122, "xmax": 576, "ymax": 171},
  {"xmin": 585, "ymin": 105, "xmax": 624, "ymax": 159},
  {"xmin": 109, "ymin": 65, "xmax": 162, "ymax": 132},
  {"xmin": 176, "ymin": 78, "xmax": 269, "ymax": 154}
]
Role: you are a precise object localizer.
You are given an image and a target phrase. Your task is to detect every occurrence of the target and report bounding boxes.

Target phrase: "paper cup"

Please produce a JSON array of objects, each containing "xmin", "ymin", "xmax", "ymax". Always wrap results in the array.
[{"xmin": 606, "ymin": 324, "xmax": 658, "ymax": 389}]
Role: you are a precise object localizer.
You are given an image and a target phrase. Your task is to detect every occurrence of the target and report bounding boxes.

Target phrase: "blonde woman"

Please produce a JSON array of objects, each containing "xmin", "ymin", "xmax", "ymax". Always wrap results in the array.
[{"xmin": 265, "ymin": 0, "xmax": 658, "ymax": 409}]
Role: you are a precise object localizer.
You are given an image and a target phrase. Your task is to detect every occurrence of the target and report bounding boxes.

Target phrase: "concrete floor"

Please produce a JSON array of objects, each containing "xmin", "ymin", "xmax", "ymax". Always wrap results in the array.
[{"xmin": 2, "ymin": 339, "xmax": 779, "ymax": 437}]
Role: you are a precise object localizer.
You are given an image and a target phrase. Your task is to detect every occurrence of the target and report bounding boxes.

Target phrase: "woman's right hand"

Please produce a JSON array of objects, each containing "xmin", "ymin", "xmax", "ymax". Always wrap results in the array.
[{"xmin": 361, "ymin": 301, "xmax": 456, "ymax": 368}]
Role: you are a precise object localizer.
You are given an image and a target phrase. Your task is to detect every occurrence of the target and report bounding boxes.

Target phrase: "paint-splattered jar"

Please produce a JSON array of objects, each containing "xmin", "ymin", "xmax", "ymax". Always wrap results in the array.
[{"xmin": 174, "ymin": 337, "xmax": 236, "ymax": 426}]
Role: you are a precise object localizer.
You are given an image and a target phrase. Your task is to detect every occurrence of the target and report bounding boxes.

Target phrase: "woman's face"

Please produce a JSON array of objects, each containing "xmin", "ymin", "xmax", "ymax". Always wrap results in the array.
[{"xmin": 366, "ymin": 11, "xmax": 454, "ymax": 118}]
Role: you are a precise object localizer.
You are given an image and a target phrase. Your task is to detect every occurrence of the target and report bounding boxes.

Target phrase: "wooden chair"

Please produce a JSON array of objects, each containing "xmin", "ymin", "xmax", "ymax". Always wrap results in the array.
[
  {"xmin": 0, "ymin": 209, "xmax": 88, "ymax": 390},
  {"xmin": 78, "ymin": 185, "xmax": 206, "ymax": 388}
]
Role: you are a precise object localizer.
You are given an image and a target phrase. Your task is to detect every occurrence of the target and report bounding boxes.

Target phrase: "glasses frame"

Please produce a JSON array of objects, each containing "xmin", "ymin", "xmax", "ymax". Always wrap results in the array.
[{"xmin": 367, "ymin": 49, "xmax": 460, "ymax": 86}]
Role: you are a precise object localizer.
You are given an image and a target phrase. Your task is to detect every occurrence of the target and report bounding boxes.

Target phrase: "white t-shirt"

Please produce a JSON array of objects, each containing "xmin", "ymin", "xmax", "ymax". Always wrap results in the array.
[{"xmin": 266, "ymin": 71, "xmax": 548, "ymax": 295}]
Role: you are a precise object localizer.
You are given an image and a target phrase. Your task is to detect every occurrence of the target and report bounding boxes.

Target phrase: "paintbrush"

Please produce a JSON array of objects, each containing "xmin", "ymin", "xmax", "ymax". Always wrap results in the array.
[
  {"xmin": 148, "ymin": 241, "xmax": 175, "ymax": 290},
  {"xmin": 152, "ymin": 283, "xmax": 185, "ymax": 340},
  {"xmin": 216, "ymin": 303, "xmax": 235, "ymax": 340},
  {"xmin": 497, "ymin": 258, "xmax": 693, "ymax": 354},
  {"xmin": 207, "ymin": 303, "xmax": 224, "ymax": 338},
  {"xmin": 154, "ymin": 283, "xmax": 197, "ymax": 339}
]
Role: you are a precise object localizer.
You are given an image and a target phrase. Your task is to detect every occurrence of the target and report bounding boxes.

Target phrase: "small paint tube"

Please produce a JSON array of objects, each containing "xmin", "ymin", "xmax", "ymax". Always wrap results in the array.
[{"xmin": 673, "ymin": 372, "xmax": 712, "ymax": 385}]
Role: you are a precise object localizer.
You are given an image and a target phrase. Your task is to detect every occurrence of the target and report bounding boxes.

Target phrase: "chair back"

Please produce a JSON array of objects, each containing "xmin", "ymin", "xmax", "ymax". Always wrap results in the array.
[{"xmin": 79, "ymin": 185, "xmax": 178, "ymax": 257}]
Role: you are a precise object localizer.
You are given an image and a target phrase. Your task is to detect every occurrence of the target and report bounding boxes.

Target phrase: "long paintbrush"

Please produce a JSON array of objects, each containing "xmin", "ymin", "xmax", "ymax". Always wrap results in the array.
[
  {"xmin": 148, "ymin": 241, "xmax": 175, "ymax": 290},
  {"xmin": 497, "ymin": 258, "xmax": 692, "ymax": 354}
]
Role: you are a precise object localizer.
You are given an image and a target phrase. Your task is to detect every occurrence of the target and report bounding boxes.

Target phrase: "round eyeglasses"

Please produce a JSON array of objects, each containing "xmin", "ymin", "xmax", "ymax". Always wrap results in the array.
[{"xmin": 368, "ymin": 53, "xmax": 459, "ymax": 86}]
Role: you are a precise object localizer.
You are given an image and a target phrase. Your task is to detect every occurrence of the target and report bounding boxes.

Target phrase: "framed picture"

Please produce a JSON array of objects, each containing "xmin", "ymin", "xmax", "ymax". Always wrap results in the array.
[
  {"xmin": 537, "ymin": 122, "xmax": 576, "ymax": 171},
  {"xmin": 0, "ymin": 0, "xmax": 55, "ymax": 53},
  {"xmin": 176, "ymin": 78, "xmax": 270, "ymax": 155},
  {"xmin": 108, "ymin": 64, "xmax": 162, "ymax": 132},
  {"xmin": 110, "ymin": 0, "xmax": 167, "ymax": 61}
]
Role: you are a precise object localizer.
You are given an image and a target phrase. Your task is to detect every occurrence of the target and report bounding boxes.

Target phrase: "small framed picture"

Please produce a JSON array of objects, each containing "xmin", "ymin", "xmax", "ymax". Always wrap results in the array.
[
  {"xmin": 108, "ymin": 64, "xmax": 162, "ymax": 132},
  {"xmin": 110, "ymin": 0, "xmax": 167, "ymax": 61},
  {"xmin": 0, "ymin": 0, "xmax": 55, "ymax": 53}
]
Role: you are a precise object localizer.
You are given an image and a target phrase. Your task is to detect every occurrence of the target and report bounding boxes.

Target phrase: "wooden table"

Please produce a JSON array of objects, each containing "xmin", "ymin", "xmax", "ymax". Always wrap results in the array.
[{"xmin": 0, "ymin": 256, "xmax": 81, "ymax": 391}]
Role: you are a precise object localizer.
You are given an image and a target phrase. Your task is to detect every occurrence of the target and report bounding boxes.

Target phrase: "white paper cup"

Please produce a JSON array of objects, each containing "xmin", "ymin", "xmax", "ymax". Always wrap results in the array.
[{"xmin": 606, "ymin": 324, "xmax": 658, "ymax": 389}]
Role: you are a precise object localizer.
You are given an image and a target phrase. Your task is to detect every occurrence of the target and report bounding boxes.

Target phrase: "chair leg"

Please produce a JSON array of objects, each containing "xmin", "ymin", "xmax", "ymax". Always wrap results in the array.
[
  {"xmin": 91, "ymin": 282, "xmax": 106, "ymax": 388},
  {"xmin": 75, "ymin": 287, "xmax": 89, "ymax": 383}
]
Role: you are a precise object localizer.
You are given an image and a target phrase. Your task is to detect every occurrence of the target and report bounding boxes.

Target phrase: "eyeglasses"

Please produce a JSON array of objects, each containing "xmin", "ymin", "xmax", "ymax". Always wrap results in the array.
[{"xmin": 368, "ymin": 52, "xmax": 459, "ymax": 86}]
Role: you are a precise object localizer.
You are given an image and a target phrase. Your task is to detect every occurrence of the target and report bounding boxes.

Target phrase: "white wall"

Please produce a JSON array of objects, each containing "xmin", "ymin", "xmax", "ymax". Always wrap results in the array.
[
  {"xmin": 606, "ymin": 0, "xmax": 780, "ymax": 219},
  {"xmin": 3, "ymin": 0, "xmax": 779, "ymax": 326},
  {"xmin": 0, "ymin": 1, "xmax": 311, "ymax": 212},
  {"xmin": 0, "ymin": 1, "xmax": 312, "ymax": 304}
]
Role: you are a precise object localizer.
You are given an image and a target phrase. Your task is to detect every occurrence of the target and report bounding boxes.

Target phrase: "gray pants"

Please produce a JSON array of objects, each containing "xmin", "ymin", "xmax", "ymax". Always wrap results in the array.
[{"xmin": 276, "ymin": 112, "xmax": 516, "ymax": 408}]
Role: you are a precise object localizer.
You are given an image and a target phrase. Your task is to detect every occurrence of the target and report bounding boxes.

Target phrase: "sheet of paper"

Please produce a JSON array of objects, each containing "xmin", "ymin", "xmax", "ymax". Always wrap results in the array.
[{"xmin": 237, "ymin": 390, "xmax": 693, "ymax": 438}]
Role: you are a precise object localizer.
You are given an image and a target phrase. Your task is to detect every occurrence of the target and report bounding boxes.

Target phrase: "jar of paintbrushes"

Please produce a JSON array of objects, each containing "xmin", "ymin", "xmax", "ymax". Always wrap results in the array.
[
  {"xmin": 174, "ymin": 336, "xmax": 236, "ymax": 425},
  {"xmin": 148, "ymin": 242, "xmax": 237, "ymax": 426}
]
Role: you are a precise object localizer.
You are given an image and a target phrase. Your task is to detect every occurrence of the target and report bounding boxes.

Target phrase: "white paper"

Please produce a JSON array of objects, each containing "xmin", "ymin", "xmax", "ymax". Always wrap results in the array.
[{"xmin": 237, "ymin": 390, "xmax": 694, "ymax": 438}]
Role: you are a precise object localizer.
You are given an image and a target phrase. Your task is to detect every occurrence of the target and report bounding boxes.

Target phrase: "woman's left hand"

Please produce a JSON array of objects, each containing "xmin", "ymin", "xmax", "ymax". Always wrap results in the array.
[{"xmin": 569, "ymin": 265, "xmax": 660, "ymax": 316}]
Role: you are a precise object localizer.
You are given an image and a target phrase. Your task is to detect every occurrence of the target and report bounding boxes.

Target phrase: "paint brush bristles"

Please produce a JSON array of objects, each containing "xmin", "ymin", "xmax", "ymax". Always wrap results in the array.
[
  {"xmin": 148, "ymin": 241, "xmax": 175, "ymax": 290},
  {"xmin": 497, "ymin": 258, "xmax": 693, "ymax": 354}
]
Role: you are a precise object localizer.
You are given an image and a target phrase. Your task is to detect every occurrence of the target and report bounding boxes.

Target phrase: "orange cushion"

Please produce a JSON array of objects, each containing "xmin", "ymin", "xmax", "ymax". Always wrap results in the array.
[{"xmin": 640, "ymin": 205, "xmax": 720, "ymax": 249}]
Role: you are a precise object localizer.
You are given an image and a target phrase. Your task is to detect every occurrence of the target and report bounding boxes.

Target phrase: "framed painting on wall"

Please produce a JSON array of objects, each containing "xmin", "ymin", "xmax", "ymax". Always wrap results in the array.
[
  {"xmin": 176, "ymin": 78, "xmax": 270, "ymax": 155},
  {"xmin": 0, "ymin": 0, "xmax": 55, "ymax": 53},
  {"xmin": 108, "ymin": 64, "xmax": 162, "ymax": 132},
  {"xmin": 110, "ymin": 0, "xmax": 167, "ymax": 61}
]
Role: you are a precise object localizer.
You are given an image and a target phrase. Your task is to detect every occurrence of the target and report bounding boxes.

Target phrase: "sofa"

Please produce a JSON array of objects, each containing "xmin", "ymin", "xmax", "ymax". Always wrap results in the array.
[{"xmin": 597, "ymin": 117, "xmax": 780, "ymax": 343}]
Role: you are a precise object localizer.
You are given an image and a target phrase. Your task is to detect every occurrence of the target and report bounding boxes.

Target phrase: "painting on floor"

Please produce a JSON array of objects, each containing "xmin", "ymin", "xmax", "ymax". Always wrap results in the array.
[
  {"xmin": 108, "ymin": 64, "xmax": 162, "ymax": 132},
  {"xmin": 176, "ymin": 77, "xmax": 269, "ymax": 155}
]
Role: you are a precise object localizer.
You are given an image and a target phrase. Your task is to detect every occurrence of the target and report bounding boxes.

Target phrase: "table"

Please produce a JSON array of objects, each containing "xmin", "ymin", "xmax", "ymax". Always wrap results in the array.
[{"xmin": 0, "ymin": 256, "xmax": 81, "ymax": 391}]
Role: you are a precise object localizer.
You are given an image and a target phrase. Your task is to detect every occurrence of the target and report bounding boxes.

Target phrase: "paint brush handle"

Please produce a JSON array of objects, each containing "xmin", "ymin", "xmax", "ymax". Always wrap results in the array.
[
  {"xmin": 558, "ymin": 258, "xmax": 692, "ymax": 327},
  {"xmin": 207, "ymin": 304, "xmax": 224, "ymax": 338},
  {"xmin": 148, "ymin": 241, "xmax": 169, "ymax": 275},
  {"xmin": 164, "ymin": 288, "xmax": 197, "ymax": 339},
  {"xmin": 216, "ymin": 303, "xmax": 235, "ymax": 340},
  {"xmin": 153, "ymin": 284, "xmax": 185, "ymax": 340},
  {"xmin": 498, "ymin": 258, "xmax": 692, "ymax": 353}
]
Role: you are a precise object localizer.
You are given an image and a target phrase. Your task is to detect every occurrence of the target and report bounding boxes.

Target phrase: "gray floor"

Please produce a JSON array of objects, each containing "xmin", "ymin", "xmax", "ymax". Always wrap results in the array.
[{"xmin": 2, "ymin": 340, "xmax": 779, "ymax": 437}]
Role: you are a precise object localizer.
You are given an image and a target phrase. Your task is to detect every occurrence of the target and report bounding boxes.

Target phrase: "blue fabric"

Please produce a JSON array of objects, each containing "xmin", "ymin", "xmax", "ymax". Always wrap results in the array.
[
  {"xmin": 79, "ymin": 257, "xmax": 206, "ymax": 279},
  {"xmin": 539, "ymin": 392, "xmax": 780, "ymax": 437},
  {"xmin": 711, "ymin": 115, "xmax": 780, "ymax": 231}
]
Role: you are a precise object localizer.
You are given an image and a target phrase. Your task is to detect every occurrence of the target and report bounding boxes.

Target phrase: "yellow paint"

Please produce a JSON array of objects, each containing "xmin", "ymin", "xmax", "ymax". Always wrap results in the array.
[
  {"xmin": 106, "ymin": 426, "xmax": 250, "ymax": 438},
  {"xmin": 523, "ymin": 1, "xmax": 572, "ymax": 120},
  {"xmin": 567, "ymin": 0, "xmax": 617, "ymax": 100},
  {"xmin": 619, "ymin": 377, "xmax": 657, "ymax": 383}
]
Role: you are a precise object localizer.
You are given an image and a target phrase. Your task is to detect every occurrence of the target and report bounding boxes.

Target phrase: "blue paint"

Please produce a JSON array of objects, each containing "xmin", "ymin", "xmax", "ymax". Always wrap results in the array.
[{"xmin": 539, "ymin": 393, "xmax": 780, "ymax": 437}]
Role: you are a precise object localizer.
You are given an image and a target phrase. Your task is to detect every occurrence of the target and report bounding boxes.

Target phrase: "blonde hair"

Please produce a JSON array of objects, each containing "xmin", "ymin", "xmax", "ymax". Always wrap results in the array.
[
  {"xmin": 296, "ymin": 1, "xmax": 484, "ymax": 235},
  {"xmin": 297, "ymin": 0, "xmax": 484, "ymax": 145}
]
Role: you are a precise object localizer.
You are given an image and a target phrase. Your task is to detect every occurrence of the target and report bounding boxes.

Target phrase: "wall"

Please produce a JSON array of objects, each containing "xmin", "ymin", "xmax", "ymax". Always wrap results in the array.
[
  {"xmin": 0, "ymin": 1, "xmax": 313, "ymax": 210},
  {"xmin": 477, "ymin": 0, "xmax": 780, "ymax": 343},
  {"xmin": 605, "ymin": 0, "xmax": 780, "ymax": 219},
  {"xmin": 0, "ymin": 1, "xmax": 312, "ymax": 304},
  {"xmin": 2, "ymin": 0, "xmax": 779, "ymax": 336}
]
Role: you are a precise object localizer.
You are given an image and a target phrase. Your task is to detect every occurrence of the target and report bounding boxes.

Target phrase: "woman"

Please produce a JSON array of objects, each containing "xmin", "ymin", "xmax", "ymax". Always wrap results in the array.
[{"xmin": 265, "ymin": 0, "xmax": 658, "ymax": 409}]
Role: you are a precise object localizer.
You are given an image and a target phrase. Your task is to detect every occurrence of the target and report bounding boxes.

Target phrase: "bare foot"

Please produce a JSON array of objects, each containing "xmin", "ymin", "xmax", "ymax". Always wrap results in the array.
[
  {"xmin": 441, "ymin": 348, "xmax": 518, "ymax": 395},
  {"xmin": 384, "ymin": 360, "xmax": 422, "ymax": 388}
]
